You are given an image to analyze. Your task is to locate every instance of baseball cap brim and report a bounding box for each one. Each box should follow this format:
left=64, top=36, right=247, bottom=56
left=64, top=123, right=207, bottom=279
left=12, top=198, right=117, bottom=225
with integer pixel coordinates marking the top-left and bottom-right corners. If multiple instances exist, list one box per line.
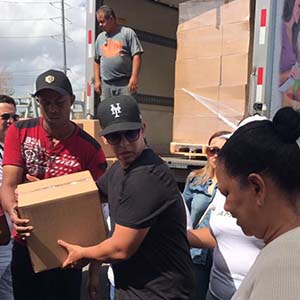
left=100, top=122, right=142, bottom=136
left=32, top=86, right=70, bottom=97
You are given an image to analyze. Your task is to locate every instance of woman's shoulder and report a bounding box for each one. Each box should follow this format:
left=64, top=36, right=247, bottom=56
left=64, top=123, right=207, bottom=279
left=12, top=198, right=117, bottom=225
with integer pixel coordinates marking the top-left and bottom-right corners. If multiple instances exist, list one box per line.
left=186, top=175, right=211, bottom=191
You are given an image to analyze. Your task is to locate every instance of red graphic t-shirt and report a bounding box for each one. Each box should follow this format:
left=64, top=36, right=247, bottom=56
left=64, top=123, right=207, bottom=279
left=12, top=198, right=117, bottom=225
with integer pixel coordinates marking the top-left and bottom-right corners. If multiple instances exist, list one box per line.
left=3, top=117, right=107, bottom=242
left=4, top=117, right=107, bottom=181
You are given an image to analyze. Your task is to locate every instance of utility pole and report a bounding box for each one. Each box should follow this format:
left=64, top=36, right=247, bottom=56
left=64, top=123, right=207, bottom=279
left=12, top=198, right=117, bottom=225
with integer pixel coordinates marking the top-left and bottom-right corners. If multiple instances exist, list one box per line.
left=61, top=0, right=67, bottom=74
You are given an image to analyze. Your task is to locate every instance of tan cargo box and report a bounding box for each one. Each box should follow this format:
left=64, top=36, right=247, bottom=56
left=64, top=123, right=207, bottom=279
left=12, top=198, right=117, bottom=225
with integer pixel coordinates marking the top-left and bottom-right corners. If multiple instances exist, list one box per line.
left=18, top=171, right=106, bottom=273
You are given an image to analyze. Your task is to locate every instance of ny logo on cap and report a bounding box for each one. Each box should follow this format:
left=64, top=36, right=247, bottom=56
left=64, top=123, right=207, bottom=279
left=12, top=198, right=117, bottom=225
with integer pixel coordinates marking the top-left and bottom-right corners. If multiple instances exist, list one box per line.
left=110, top=103, right=121, bottom=118
left=45, top=75, right=55, bottom=84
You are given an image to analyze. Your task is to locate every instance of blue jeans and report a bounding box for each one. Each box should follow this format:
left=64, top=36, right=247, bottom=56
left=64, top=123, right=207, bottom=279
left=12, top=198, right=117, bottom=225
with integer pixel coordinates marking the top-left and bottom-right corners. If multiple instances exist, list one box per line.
left=0, top=263, right=13, bottom=300
left=110, top=284, right=115, bottom=300
left=0, top=240, right=13, bottom=300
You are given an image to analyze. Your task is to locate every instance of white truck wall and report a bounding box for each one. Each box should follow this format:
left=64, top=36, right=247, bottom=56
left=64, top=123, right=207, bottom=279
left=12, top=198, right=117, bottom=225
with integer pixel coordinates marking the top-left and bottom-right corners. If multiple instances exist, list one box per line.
left=139, top=42, right=176, bottom=97
left=105, top=0, right=178, bottom=38
left=140, top=104, right=174, bottom=154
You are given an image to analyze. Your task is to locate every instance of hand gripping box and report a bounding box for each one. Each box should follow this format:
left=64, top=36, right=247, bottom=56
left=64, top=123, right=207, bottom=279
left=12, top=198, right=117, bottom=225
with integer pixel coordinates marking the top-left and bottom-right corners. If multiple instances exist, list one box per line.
left=18, top=171, right=106, bottom=273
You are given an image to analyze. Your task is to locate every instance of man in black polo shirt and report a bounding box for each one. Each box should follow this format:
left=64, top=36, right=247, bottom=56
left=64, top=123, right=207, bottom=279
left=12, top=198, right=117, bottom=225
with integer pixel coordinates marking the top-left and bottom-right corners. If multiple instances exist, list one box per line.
left=58, top=95, right=194, bottom=299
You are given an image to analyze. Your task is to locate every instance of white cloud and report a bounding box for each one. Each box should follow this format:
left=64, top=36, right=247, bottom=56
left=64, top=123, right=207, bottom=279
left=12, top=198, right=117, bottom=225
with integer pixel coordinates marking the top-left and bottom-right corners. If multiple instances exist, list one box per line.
left=0, top=0, right=86, bottom=99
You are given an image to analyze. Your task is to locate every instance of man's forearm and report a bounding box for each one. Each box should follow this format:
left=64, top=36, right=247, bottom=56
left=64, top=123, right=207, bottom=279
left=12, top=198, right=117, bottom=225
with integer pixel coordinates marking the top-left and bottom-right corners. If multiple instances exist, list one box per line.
left=94, top=61, right=101, bottom=82
left=82, top=237, right=130, bottom=263
left=131, top=54, right=142, bottom=79
left=187, top=227, right=217, bottom=249
left=1, top=166, right=24, bottom=216
left=0, top=185, right=18, bottom=217
left=82, top=224, right=148, bottom=263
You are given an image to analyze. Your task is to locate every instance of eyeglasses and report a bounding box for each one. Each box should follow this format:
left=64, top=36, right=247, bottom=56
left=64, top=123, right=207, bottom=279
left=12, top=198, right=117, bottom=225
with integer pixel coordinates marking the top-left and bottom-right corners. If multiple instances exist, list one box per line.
left=105, top=129, right=140, bottom=145
left=0, top=113, right=19, bottom=122
left=206, top=146, right=221, bottom=157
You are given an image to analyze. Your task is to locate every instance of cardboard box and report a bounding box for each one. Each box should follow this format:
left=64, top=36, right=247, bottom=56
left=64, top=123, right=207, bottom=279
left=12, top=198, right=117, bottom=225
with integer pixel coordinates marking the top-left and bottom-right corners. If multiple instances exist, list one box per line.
left=18, top=171, right=106, bottom=273
left=72, top=119, right=115, bottom=158
left=222, top=21, right=250, bottom=55
left=178, top=0, right=225, bottom=29
left=173, top=87, right=244, bottom=144
left=221, top=53, right=249, bottom=85
left=220, top=0, right=250, bottom=25
left=172, top=0, right=251, bottom=149
left=175, top=56, right=221, bottom=89
left=177, top=26, right=222, bottom=59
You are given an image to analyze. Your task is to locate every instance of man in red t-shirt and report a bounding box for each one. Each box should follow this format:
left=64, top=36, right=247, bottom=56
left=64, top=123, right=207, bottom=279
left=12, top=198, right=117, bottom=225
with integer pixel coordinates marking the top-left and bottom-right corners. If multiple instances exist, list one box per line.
left=0, top=69, right=107, bottom=300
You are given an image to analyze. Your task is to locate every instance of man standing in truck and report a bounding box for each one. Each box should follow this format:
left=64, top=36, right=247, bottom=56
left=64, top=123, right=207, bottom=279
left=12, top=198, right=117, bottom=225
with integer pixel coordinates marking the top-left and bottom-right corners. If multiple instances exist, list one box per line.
left=94, top=5, right=144, bottom=101
left=58, top=95, right=195, bottom=300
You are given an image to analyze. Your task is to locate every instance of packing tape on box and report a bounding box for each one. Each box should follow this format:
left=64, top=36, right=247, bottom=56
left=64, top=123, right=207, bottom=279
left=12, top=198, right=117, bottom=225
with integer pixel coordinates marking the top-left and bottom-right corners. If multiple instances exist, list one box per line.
left=182, top=88, right=239, bottom=130
left=20, top=178, right=91, bottom=195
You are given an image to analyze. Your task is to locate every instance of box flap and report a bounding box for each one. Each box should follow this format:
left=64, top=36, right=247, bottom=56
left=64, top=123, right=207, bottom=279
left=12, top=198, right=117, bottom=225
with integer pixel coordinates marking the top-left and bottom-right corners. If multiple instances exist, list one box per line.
left=18, top=171, right=97, bottom=208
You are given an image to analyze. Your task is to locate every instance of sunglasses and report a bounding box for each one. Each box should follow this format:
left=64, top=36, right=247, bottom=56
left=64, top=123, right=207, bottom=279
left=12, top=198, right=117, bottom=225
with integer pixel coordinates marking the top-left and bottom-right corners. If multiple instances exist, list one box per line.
left=0, top=113, right=19, bottom=122
left=206, top=146, right=221, bottom=157
left=105, top=129, right=140, bottom=145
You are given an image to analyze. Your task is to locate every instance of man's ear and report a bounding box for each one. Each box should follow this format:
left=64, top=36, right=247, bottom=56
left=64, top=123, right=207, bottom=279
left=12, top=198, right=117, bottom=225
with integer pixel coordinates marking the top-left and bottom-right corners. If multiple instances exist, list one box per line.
left=70, top=95, right=75, bottom=106
left=141, top=122, right=146, bottom=136
left=101, top=136, right=109, bottom=145
left=248, top=173, right=266, bottom=207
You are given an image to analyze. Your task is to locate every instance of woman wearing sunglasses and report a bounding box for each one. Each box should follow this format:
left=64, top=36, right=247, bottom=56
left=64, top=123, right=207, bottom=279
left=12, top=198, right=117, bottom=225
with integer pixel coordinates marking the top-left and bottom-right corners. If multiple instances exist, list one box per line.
left=182, top=131, right=230, bottom=300
left=187, top=124, right=264, bottom=300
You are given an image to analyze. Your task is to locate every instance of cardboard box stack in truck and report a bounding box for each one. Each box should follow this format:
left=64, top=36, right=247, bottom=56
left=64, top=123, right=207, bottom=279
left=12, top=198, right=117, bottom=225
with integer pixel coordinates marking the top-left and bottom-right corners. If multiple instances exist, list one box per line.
left=172, top=0, right=251, bottom=154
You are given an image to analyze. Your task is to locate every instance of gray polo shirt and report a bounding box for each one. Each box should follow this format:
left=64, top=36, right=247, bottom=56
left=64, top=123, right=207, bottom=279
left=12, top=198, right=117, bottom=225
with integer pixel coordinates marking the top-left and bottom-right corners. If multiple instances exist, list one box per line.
left=95, top=26, right=144, bottom=82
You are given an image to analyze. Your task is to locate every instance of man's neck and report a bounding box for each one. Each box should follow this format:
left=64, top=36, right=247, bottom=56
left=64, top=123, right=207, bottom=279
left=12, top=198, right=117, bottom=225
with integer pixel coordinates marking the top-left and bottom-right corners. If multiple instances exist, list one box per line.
left=42, top=119, right=75, bottom=140
left=107, top=24, right=119, bottom=35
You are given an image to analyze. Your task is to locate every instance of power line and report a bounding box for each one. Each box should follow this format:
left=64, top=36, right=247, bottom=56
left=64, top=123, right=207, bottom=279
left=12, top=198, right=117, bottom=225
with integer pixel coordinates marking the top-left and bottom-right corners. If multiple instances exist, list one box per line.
left=0, top=35, right=73, bottom=42
left=0, top=35, right=59, bottom=39
left=5, top=69, right=47, bottom=74
left=0, top=1, right=71, bottom=9
left=0, top=1, right=58, bottom=4
left=0, top=18, right=49, bottom=21
left=0, top=17, right=72, bottom=25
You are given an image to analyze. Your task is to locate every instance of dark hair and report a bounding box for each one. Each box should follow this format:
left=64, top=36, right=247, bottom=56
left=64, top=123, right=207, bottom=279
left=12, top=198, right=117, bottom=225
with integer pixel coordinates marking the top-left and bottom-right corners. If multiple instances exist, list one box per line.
left=97, top=5, right=116, bottom=20
left=283, top=0, right=296, bottom=22
left=0, top=95, right=16, bottom=107
left=218, top=107, right=300, bottom=200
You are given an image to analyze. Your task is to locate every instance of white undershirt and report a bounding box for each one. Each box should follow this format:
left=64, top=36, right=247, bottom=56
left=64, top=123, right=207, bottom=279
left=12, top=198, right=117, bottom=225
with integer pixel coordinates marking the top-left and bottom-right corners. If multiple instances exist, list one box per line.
left=208, top=190, right=264, bottom=299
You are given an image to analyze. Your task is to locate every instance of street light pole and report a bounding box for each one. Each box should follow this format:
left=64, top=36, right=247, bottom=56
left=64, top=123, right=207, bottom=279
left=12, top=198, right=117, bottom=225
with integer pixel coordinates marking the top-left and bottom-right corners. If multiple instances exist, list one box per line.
left=61, top=0, right=67, bottom=74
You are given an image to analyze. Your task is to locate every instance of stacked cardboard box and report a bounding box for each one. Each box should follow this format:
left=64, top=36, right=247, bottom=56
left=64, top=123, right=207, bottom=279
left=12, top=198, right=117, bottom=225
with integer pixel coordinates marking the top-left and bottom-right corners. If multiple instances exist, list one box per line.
left=72, top=119, right=115, bottom=158
left=173, top=0, right=251, bottom=146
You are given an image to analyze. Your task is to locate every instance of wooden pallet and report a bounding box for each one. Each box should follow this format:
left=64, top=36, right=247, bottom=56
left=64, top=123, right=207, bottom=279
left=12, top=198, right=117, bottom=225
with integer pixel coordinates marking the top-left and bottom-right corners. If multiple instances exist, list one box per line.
left=170, top=142, right=207, bottom=157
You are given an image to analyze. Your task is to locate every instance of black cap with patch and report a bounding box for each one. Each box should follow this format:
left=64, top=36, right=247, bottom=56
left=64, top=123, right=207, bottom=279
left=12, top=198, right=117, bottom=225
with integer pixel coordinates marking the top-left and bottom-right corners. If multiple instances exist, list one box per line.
left=97, top=95, right=142, bottom=136
left=33, top=69, right=73, bottom=97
